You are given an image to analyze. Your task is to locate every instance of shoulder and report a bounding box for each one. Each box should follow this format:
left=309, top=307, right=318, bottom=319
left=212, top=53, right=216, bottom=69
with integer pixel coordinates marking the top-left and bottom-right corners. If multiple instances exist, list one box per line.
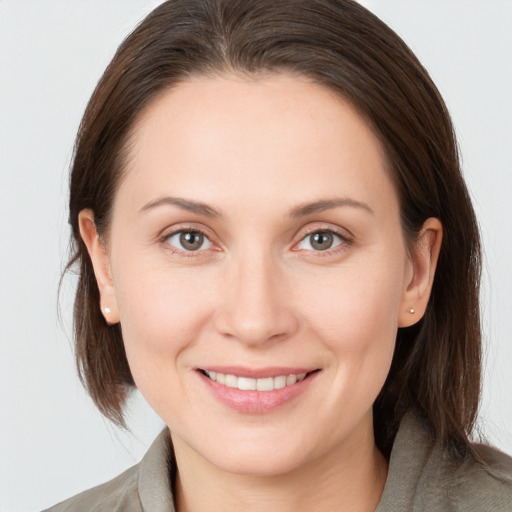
left=448, top=443, right=512, bottom=511
left=43, top=464, right=141, bottom=512
left=377, top=412, right=512, bottom=512
left=43, top=428, right=175, bottom=512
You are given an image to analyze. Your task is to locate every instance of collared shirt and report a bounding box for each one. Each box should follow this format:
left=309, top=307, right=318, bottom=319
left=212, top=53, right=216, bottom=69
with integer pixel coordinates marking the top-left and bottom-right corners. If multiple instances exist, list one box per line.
left=45, top=413, right=512, bottom=511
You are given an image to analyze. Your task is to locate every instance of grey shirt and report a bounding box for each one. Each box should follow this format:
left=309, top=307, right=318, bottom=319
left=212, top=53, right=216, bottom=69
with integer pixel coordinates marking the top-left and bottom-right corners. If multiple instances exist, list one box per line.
left=45, top=413, right=512, bottom=511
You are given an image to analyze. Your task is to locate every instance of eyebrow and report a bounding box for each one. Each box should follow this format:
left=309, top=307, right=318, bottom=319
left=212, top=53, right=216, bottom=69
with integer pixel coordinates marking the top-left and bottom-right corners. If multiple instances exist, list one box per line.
left=290, top=198, right=374, bottom=217
left=139, top=195, right=374, bottom=218
left=139, top=196, right=221, bottom=218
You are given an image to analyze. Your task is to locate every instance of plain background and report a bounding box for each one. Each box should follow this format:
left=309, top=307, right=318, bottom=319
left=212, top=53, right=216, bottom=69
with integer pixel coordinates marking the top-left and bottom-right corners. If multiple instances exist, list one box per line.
left=1, top=1, right=511, bottom=510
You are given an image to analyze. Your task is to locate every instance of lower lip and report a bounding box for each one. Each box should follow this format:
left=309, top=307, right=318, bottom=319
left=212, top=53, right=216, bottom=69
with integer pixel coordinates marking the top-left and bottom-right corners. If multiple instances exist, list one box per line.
left=198, top=371, right=319, bottom=414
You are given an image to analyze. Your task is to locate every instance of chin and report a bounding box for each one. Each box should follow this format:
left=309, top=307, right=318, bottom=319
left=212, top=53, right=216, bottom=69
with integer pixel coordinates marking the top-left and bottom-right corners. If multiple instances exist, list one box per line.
left=184, top=426, right=321, bottom=478
left=210, top=447, right=307, bottom=477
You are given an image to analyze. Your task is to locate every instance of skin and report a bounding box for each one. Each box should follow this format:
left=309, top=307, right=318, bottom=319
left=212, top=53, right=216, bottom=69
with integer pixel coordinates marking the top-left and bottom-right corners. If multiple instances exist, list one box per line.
left=80, top=74, right=442, bottom=512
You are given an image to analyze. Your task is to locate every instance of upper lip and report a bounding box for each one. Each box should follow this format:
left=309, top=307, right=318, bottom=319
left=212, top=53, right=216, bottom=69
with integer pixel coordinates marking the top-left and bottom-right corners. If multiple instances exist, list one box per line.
left=197, top=366, right=319, bottom=379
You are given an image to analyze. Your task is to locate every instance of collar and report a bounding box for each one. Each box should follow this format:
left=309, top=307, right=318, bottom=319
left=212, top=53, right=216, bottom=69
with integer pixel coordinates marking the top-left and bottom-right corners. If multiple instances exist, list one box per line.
left=136, top=413, right=435, bottom=512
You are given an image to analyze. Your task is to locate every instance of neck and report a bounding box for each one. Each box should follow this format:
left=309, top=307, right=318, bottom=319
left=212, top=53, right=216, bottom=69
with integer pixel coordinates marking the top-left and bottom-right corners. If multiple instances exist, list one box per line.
left=172, top=419, right=388, bottom=512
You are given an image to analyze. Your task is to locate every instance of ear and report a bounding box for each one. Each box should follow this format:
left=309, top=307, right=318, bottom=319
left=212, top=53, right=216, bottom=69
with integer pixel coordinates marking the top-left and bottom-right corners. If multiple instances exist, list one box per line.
left=78, top=209, right=120, bottom=325
left=398, top=217, right=443, bottom=327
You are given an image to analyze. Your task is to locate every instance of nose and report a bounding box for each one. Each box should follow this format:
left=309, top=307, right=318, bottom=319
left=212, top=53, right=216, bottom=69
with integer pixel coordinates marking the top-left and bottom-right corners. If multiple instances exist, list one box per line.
left=213, top=252, right=299, bottom=347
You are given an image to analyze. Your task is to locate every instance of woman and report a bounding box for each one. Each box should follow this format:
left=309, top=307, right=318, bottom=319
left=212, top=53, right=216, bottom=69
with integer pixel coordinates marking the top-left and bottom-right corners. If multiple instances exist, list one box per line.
left=47, top=0, right=512, bottom=510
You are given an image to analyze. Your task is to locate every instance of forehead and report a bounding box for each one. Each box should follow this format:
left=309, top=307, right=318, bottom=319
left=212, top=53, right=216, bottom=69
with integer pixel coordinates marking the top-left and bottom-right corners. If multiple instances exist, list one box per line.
left=117, top=73, right=397, bottom=219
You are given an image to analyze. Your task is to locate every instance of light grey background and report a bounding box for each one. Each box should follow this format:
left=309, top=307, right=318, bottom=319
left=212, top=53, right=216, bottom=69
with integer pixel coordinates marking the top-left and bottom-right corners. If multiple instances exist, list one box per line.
left=0, top=1, right=511, bottom=510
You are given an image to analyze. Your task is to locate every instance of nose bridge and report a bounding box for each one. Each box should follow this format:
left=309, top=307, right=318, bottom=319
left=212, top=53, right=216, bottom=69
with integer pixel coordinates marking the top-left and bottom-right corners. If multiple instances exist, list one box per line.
left=215, top=246, right=297, bottom=345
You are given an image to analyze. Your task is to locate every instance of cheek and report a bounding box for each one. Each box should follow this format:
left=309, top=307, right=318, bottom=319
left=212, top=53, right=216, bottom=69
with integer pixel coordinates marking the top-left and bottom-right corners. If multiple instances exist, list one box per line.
left=299, top=261, right=405, bottom=346
left=112, top=260, right=215, bottom=377
left=296, top=255, right=405, bottom=395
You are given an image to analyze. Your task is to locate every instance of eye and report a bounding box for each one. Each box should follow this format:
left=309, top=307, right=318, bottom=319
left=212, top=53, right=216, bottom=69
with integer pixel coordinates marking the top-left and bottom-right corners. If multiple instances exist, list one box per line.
left=296, top=230, right=344, bottom=251
left=165, top=230, right=212, bottom=252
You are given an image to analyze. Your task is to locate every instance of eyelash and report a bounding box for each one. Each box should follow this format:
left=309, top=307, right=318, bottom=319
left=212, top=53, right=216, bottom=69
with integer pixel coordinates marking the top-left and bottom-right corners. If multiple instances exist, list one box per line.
left=160, top=225, right=353, bottom=257
left=160, top=226, right=216, bottom=258
left=294, top=227, right=353, bottom=255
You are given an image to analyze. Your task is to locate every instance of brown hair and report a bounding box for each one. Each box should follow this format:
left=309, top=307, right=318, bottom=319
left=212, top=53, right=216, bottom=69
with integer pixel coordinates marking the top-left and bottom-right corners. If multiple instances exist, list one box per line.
left=67, top=0, right=481, bottom=457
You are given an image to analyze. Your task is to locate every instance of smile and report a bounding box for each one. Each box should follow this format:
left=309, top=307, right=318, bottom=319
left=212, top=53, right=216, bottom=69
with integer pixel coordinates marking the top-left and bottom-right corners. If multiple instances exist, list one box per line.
left=198, top=368, right=320, bottom=413
left=203, top=370, right=308, bottom=391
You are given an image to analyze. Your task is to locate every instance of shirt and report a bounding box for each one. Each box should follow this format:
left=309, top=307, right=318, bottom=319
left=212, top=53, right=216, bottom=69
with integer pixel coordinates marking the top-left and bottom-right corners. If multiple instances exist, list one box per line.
left=45, top=413, right=512, bottom=511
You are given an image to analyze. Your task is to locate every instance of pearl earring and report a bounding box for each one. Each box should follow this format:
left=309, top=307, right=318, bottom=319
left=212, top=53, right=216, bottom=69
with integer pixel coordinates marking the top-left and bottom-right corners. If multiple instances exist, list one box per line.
left=104, top=307, right=111, bottom=314
left=408, top=308, right=415, bottom=314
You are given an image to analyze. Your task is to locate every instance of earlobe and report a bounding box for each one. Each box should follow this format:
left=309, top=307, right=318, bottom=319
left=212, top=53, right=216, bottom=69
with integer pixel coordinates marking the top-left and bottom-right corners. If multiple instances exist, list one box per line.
left=78, top=209, right=120, bottom=324
left=398, top=217, right=443, bottom=328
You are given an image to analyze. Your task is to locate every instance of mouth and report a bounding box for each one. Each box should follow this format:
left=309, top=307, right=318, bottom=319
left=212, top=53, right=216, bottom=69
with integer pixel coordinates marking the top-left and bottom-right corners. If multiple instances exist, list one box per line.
left=198, top=369, right=319, bottom=392
left=197, top=367, right=321, bottom=413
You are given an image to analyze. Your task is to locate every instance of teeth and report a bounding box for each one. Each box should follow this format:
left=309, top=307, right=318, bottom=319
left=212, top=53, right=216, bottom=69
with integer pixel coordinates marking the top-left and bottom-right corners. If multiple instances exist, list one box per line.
left=257, top=377, right=274, bottom=391
left=225, top=374, right=238, bottom=388
left=204, top=371, right=309, bottom=391
left=286, top=374, right=297, bottom=385
left=238, top=377, right=257, bottom=391
left=274, top=376, right=287, bottom=389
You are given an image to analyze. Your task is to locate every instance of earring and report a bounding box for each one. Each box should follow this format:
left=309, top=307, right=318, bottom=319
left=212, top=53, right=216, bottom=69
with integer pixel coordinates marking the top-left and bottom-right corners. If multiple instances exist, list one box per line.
left=104, top=307, right=111, bottom=314
left=408, top=308, right=415, bottom=314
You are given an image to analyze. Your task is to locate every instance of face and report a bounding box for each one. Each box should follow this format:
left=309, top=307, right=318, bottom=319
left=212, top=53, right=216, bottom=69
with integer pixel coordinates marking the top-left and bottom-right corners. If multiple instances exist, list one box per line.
left=83, top=74, right=436, bottom=476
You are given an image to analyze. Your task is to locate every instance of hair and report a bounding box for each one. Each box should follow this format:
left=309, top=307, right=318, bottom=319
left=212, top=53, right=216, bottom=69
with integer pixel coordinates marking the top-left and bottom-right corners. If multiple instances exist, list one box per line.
left=66, top=0, right=481, bottom=458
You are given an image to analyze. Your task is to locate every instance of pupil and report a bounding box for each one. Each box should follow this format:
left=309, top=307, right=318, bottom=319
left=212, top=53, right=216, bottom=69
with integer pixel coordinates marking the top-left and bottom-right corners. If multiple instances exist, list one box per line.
left=180, top=231, right=203, bottom=250
left=311, top=232, right=333, bottom=250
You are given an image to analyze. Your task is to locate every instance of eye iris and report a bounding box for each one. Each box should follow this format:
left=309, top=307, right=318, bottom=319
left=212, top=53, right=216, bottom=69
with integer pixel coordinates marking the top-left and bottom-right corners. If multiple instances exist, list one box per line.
left=180, top=231, right=204, bottom=250
left=311, top=232, right=333, bottom=250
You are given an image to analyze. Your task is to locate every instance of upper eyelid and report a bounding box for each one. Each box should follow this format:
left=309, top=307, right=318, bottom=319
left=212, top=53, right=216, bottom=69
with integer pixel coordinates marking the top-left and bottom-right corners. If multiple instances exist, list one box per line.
left=160, top=224, right=218, bottom=251
left=296, top=224, right=354, bottom=242
left=300, top=228, right=344, bottom=239
left=160, top=223, right=214, bottom=240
